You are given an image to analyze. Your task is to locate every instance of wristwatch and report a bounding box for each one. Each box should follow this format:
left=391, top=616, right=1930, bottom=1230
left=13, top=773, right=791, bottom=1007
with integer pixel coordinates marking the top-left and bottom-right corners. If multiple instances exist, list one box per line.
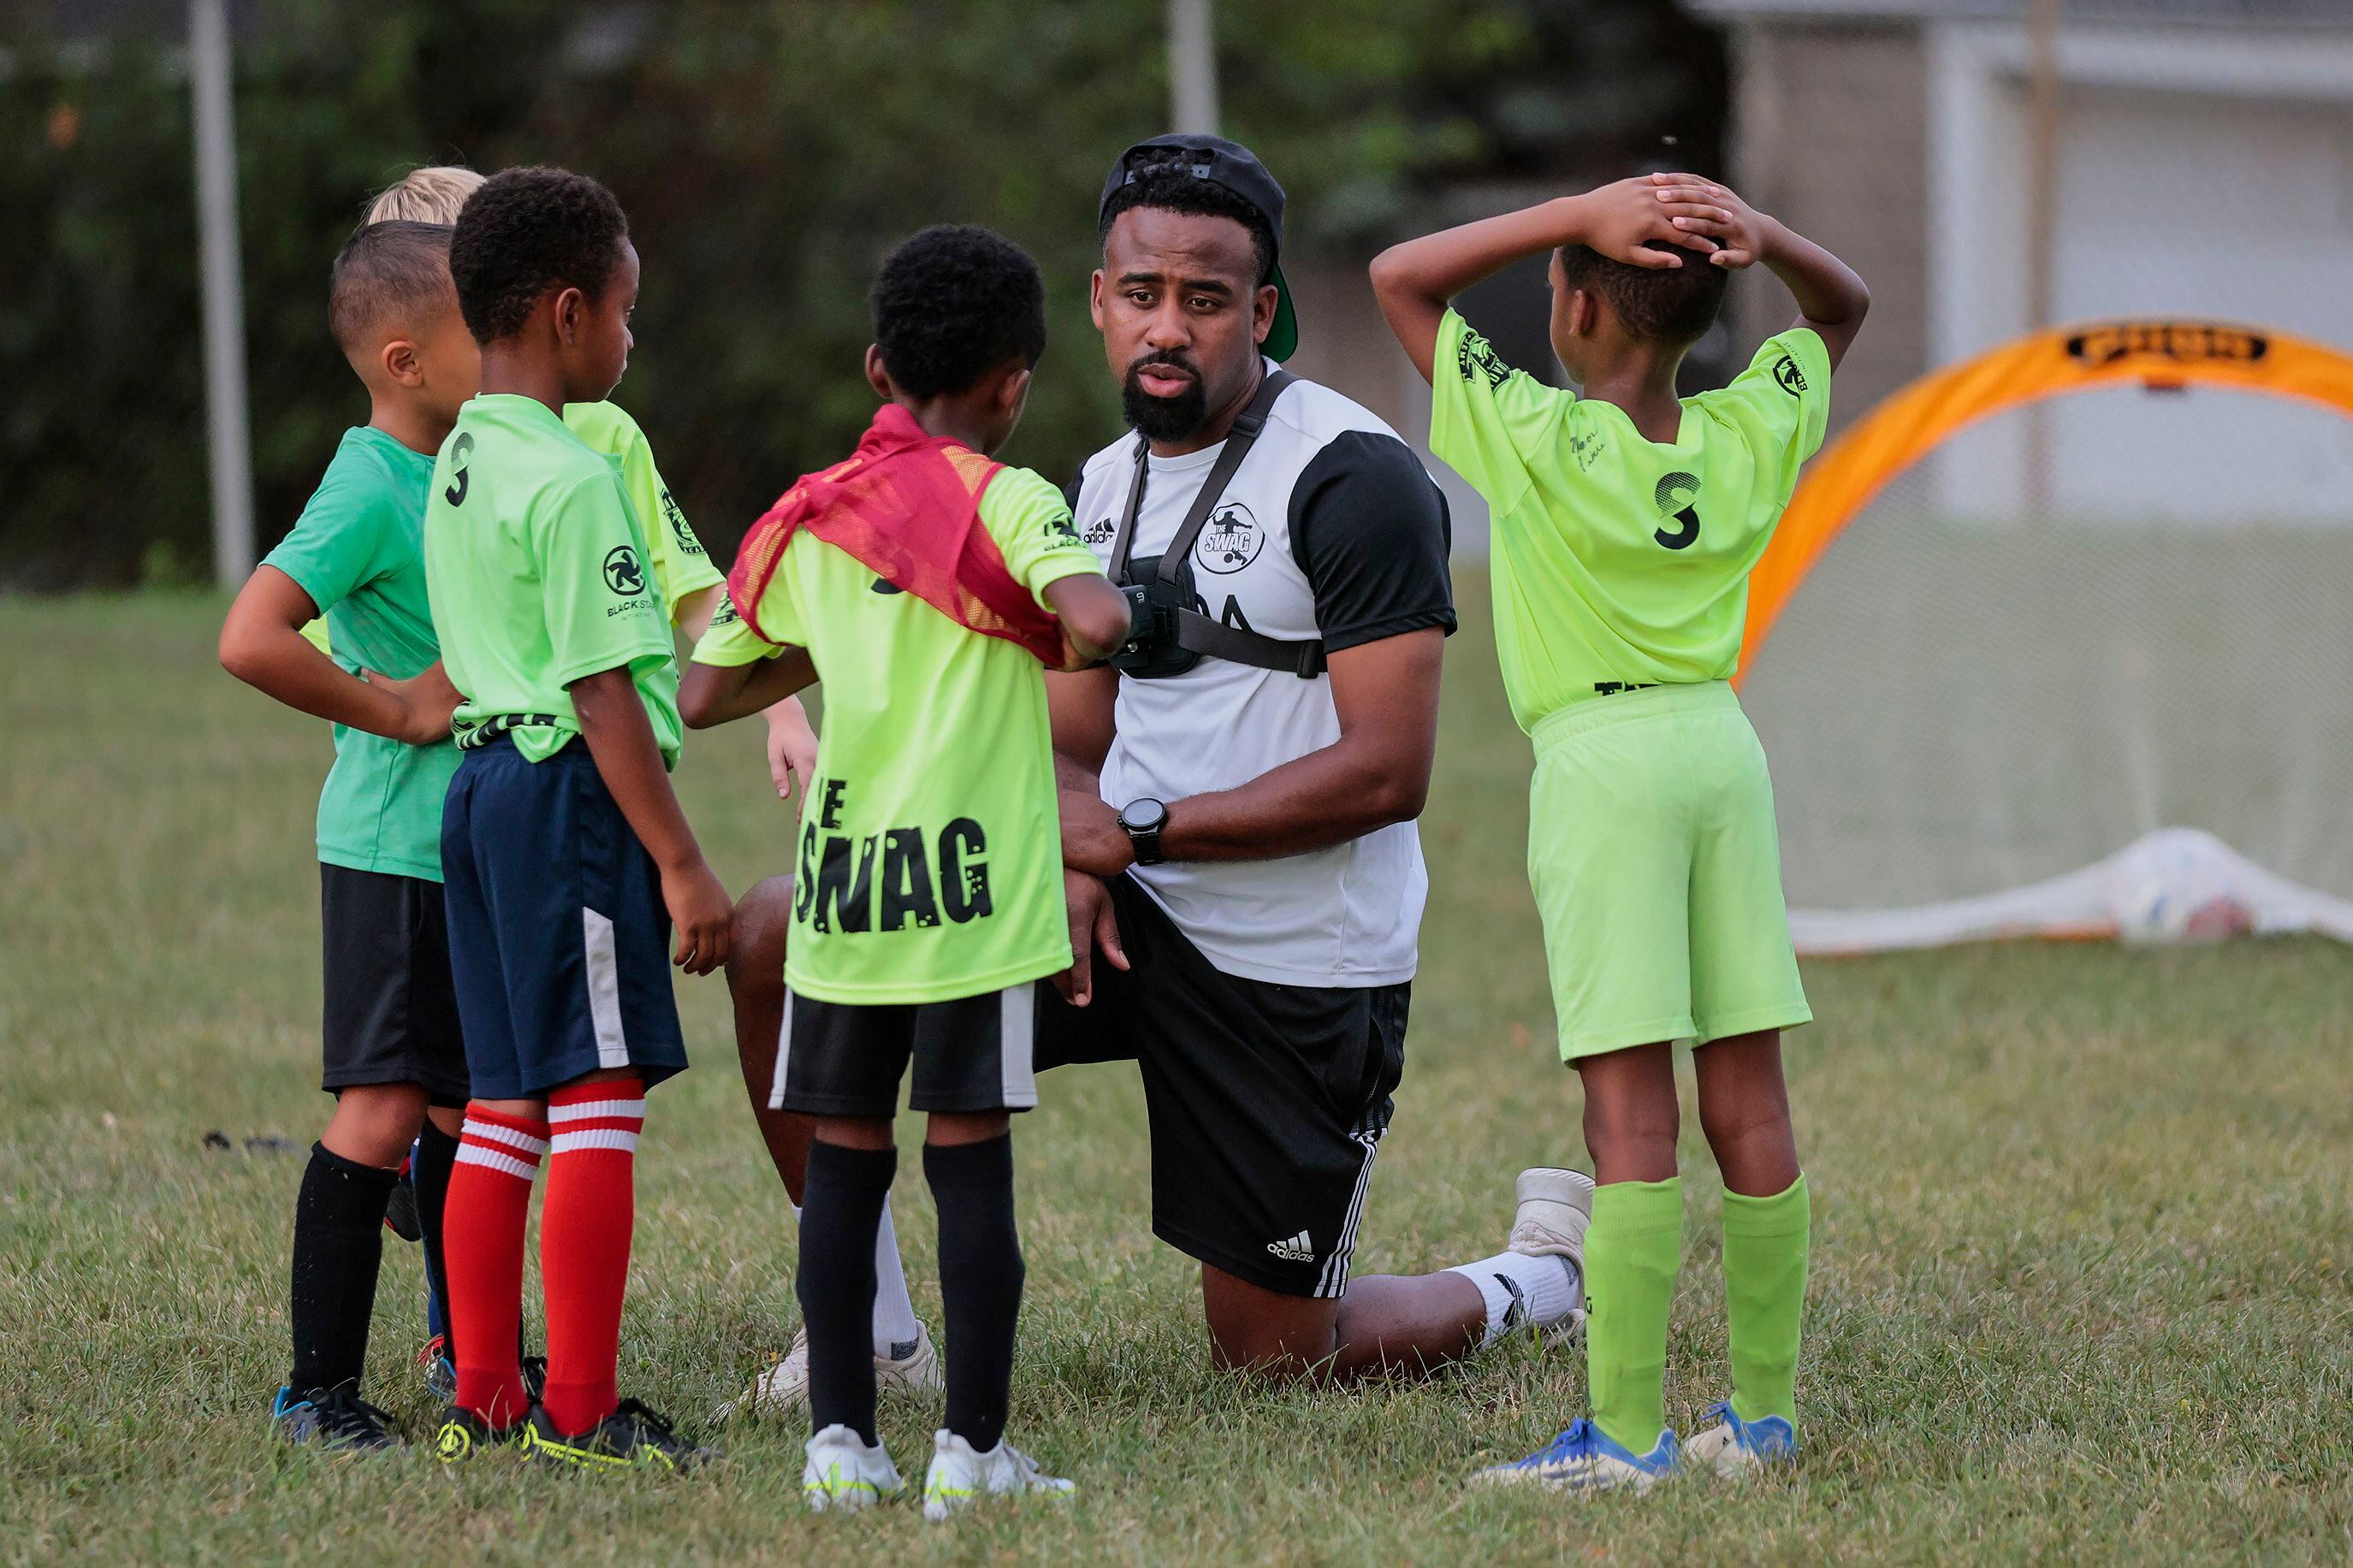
left=1117, top=797, right=1170, bottom=867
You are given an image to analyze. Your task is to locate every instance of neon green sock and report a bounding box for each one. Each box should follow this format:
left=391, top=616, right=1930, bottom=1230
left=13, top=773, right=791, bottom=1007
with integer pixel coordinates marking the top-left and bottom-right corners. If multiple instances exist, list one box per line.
left=1584, top=1177, right=1682, bottom=1453
left=1721, top=1173, right=1811, bottom=1427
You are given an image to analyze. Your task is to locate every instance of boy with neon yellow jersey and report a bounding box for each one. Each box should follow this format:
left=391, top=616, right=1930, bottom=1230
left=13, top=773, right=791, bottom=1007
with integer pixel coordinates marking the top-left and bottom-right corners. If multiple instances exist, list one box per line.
left=424, top=166, right=730, bottom=1470
left=365, top=165, right=820, bottom=800
left=1372, top=173, right=1868, bottom=1494
left=679, top=225, right=1129, bottom=1518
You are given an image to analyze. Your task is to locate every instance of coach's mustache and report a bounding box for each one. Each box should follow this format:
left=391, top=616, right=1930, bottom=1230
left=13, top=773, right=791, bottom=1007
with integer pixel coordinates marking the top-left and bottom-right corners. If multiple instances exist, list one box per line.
left=1125, top=352, right=1200, bottom=388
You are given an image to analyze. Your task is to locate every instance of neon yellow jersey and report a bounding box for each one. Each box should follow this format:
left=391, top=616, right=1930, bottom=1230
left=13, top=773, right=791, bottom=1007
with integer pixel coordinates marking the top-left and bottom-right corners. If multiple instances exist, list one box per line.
left=1429, top=308, right=1831, bottom=732
left=562, top=400, right=725, bottom=624
left=424, top=394, right=680, bottom=765
left=299, top=402, right=714, bottom=658
left=692, top=463, right=1106, bottom=1004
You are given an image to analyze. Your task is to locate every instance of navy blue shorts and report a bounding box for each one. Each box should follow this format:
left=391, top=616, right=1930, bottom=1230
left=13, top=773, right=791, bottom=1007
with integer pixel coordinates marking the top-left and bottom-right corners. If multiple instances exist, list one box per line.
left=440, top=737, right=688, bottom=1101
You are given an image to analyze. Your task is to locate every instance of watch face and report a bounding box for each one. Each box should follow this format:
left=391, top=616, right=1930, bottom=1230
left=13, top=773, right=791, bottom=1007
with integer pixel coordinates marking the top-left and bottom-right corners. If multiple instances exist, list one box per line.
left=1122, top=797, right=1169, bottom=833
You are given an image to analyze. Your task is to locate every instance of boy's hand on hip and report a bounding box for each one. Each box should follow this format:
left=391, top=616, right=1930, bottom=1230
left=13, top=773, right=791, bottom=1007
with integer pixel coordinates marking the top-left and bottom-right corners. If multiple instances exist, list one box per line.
left=1646, top=173, right=1769, bottom=269
left=663, top=858, right=734, bottom=975
left=366, top=661, right=465, bottom=747
left=1569, top=178, right=1719, bottom=269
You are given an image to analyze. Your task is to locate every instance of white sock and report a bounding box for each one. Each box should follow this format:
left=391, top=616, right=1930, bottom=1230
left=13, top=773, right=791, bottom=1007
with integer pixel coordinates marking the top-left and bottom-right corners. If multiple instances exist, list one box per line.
left=1449, top=1251, right=1582, bottom=1348
left=868, top=1197, right=922, bottom=1358
left=790, top=1194, right=922, bottom=1358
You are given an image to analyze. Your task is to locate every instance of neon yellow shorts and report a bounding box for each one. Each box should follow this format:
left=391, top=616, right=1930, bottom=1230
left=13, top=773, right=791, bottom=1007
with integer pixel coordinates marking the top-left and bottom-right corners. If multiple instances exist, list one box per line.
left=1527, top=682, right=1811, bottom=1062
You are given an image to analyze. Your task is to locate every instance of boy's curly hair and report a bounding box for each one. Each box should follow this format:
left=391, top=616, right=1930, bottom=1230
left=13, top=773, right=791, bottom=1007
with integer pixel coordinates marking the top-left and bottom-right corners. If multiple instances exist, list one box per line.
left=1560, top=241, right=1729, bottom=346
left=871, top=225, right=1047, bottom=399
left=448, top=166, right=629, bottom=345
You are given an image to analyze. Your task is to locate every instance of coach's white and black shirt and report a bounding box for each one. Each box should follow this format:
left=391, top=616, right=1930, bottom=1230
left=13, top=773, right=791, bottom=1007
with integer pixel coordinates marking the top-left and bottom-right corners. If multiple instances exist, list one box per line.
left=1070, top=365, right=1455, bottom=988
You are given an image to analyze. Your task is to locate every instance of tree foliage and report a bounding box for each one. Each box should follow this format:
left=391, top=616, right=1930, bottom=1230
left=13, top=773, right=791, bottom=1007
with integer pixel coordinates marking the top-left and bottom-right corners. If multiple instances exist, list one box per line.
left=3, top=0, right=1720, bottom=588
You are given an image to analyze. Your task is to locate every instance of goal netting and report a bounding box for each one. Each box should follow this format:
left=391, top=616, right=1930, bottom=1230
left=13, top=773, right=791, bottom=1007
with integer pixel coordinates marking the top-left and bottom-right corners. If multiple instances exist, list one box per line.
left=1740, top=364, right=2353, bottom=951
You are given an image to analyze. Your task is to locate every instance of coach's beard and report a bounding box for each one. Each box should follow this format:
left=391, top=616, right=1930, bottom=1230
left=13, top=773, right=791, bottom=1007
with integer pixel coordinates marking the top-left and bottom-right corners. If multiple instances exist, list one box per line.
left=1123, top=353, right=1208, bottom=442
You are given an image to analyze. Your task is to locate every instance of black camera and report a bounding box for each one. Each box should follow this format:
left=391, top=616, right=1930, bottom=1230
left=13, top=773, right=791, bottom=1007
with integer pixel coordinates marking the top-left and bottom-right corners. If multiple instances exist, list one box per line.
left=1107, top=577, right=1201, bottom=679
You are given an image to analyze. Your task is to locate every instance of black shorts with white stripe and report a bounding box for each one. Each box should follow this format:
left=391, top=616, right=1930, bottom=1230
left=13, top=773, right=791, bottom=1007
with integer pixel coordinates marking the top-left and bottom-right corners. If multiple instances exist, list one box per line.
left=768, top=984, right=1039, bottom=1119
left=1034, top=874, right=1408, bottom=1299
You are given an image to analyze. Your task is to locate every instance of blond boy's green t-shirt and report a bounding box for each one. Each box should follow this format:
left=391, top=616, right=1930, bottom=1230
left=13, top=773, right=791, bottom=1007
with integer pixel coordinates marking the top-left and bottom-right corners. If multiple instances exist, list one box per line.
left=1428, top=308, right=1832, bottom=733
left=693, top=463, right=1105, bottom=1005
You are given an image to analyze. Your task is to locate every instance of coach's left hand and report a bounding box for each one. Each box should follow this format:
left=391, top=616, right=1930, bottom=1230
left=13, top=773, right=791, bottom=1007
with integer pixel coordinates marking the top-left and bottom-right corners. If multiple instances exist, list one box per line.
left=1056, top=869, right=1129, bottom=1007
left=1060, top=790, right=1135, bottom=877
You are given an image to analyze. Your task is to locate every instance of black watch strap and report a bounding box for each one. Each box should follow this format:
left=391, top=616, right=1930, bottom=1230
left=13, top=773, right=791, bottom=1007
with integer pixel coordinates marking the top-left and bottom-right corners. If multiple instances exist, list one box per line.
left=1119, top=799, right=1169, bottom=866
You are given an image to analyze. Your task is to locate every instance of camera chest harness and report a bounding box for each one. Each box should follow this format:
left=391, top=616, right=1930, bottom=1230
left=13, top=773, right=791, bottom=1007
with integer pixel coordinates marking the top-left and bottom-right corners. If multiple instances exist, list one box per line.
left=1106, top=368, right=1327, bottom=679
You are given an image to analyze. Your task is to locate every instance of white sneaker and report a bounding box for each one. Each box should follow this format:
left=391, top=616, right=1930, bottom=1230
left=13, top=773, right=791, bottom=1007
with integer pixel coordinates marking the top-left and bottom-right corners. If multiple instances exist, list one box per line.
left=1509, top=1167, right=1594, bottom=1333
left=921, top=1429, right=1075, bottom=1521
left=803, top=1423, right=903, bottom=1512
left=720, top=1322, right=945, bottom=1419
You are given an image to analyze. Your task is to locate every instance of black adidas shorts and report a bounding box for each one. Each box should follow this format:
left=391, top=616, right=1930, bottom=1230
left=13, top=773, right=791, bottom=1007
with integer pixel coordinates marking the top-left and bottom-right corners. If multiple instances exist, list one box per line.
left=1035, top=874, right=1408, bottom=1299
left=769, top=984, right=1040, bottom=1119
left=319, top=863, right=470, bottom=1106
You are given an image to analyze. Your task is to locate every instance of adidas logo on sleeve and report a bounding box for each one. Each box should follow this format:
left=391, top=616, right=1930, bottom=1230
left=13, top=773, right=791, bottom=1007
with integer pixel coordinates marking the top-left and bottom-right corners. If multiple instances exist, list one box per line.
left=1265, top=1230, right=1315, bottom=1263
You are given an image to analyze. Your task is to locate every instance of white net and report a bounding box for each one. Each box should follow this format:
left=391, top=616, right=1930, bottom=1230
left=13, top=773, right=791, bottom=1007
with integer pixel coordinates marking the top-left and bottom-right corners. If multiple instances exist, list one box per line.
left=1740, top=381, right=2353, bottom=948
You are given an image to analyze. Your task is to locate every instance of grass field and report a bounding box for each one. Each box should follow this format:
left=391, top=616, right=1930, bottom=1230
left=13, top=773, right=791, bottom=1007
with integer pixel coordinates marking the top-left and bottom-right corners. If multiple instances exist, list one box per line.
left=3, top=584, right=2350, bottom=1565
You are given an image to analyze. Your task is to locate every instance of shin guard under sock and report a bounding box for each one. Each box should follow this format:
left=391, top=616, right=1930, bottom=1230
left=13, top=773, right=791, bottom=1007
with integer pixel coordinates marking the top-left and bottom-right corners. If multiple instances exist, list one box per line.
left=446, top=1104, right=547, bottom=1425
left=1722, top=1173, right=1811, bottom=1426
left=926, top=1133, right=1023, bottom=1453
left=540, top=1080, right=645, bottom=1436
left=288, top=1143, right=399, bottom=1394
left=797, top=1140, right=897, bottom=1445
left=1584, top=1177, right=1683, bottom=1453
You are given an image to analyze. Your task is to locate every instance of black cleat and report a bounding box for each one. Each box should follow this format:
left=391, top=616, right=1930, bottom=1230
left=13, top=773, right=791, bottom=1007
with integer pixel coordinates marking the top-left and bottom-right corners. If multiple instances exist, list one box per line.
left=273, top=1382, right=404, bottom=1452
left=432, top=1405, right=528, bottom=1463
left=525, top=1399, right=720, bottom=1472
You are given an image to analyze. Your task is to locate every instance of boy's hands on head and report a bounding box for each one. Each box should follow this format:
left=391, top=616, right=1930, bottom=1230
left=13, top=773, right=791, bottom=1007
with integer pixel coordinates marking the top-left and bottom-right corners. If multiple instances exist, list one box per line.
left=1571, top=177, right=1722, bottom=270
left=365, top=660, right=465, bottom=748
left=1645, top=174, right=1769, bottom=269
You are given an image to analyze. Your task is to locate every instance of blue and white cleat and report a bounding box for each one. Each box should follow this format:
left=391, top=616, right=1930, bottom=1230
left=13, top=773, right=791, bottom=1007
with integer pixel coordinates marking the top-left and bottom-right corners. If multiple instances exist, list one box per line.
left=1468, top=1417, right=1677, bottom=1496
left=1683, top=1400, right=1797, bottom=1478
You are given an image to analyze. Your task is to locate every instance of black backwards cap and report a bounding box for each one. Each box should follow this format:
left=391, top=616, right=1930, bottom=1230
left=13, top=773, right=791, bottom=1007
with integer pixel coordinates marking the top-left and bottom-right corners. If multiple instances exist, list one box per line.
left=1099, top=133, right=1299, bottom=362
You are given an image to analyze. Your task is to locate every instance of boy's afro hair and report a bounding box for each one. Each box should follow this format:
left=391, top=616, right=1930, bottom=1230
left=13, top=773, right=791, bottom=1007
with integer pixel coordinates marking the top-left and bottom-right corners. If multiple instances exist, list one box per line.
left=1099, top=167, right=1275, bottom=286
left=328, top=220, right=455, bottom=355
left=448, top=166, right=629, bottom=345
left=1559, top=240, right=1730, bottom=346
left=872, top=224, right=1047, bottom=399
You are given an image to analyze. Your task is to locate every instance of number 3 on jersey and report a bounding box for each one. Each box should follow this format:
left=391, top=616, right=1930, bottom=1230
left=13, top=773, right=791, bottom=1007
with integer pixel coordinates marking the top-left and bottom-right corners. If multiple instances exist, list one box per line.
left=443, top=431, right=476, bottom=507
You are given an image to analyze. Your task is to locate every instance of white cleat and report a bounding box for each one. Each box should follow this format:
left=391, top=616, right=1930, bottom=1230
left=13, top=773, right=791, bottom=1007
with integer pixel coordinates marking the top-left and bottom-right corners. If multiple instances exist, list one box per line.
left=720, top=1322, right=945, bottom=1420
left=803, top=1423, right=904, bottom=1512
left=1509, top=1167, right=1595, bottom=1334
left=921, top=1429, right=1075, bottom=1522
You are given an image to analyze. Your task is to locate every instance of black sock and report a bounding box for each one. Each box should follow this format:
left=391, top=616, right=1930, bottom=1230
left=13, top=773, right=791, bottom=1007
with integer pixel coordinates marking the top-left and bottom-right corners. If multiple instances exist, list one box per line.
left=411, top=1120, right=460, bottom=1367
left=797, top=1139, right=896, bottom=1446
left=926, top=1133, right=1023, bottom=1453
left=288, top=1142, right=398, bottom=1395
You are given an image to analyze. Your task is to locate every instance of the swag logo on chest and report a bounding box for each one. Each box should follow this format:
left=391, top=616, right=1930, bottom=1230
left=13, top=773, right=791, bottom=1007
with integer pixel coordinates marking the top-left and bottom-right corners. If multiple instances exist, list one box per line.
left=795, top=780, right=993, bottom=935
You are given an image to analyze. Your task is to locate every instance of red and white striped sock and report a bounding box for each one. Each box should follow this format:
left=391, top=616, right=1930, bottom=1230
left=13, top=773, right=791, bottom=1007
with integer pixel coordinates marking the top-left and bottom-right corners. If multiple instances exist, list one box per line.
left=539, top=1080, right=645, bottom=1436
left=446, top=1104, right=548, bottom=1426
